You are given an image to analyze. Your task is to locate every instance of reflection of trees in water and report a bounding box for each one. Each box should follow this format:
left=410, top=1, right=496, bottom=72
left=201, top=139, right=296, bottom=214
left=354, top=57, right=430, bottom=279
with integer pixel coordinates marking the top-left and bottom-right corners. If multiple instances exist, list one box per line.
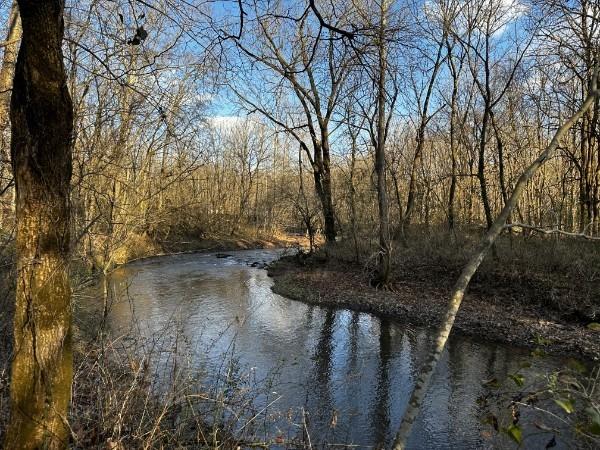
left=304, top=304, right=315, bottom=329
left=306, top=310, right=337, bottom=444
left=346, top=311, right=360, bottom=376
left=371, top=318, right=392, bottom=449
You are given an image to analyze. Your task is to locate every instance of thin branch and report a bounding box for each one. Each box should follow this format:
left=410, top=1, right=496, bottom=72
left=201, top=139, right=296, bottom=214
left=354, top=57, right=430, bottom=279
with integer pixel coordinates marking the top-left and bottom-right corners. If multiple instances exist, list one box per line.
left=505, top=223, right=600, bottom=241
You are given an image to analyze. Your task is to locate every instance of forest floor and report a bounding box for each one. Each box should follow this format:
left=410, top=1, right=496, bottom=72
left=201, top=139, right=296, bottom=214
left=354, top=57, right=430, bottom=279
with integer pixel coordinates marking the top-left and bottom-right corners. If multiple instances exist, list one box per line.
left=268, top=232, right=600, bottom=361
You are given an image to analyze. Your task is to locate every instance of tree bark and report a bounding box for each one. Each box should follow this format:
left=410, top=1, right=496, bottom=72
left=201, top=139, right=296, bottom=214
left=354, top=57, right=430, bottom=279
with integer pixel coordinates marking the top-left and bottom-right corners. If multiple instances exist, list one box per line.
left=349, top=133, right=360, bottom=263
left=0, top=0, right=21, bottom=226
left=5, top=0, right=74, bottom=448
left=447, top=80, right=458, bottom=231
left=478, top=105, right=494, bottom=228
left=319, top=139, right=337, bottom=244
left=0, top=0, right=21, bottom=136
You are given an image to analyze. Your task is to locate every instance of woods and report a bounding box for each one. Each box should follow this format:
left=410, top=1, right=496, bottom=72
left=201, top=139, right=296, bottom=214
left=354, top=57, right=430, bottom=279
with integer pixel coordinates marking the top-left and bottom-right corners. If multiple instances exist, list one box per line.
left=1, top=0, right=599, bottom=268
left=0, top=0, right=600, bottom=448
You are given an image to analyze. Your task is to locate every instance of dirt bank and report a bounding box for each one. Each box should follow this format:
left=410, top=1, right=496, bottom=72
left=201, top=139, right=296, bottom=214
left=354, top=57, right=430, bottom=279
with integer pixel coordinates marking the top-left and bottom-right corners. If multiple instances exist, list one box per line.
left=268, top=254, right=600, bottom=361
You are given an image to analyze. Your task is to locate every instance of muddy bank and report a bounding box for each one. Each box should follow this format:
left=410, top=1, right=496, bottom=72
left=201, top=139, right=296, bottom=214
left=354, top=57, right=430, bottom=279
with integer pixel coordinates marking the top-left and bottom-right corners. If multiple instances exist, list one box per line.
left=268, top=255, right=600, bottom=361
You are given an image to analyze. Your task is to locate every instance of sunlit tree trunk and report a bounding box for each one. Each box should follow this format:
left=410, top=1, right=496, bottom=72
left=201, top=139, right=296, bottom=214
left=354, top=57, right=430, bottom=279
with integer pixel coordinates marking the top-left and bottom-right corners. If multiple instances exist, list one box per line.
left=0, top=0, right=21, bottom=135
left=0, top=0, right=21, bottom=226
left=5, top=0, right=74, bottom=448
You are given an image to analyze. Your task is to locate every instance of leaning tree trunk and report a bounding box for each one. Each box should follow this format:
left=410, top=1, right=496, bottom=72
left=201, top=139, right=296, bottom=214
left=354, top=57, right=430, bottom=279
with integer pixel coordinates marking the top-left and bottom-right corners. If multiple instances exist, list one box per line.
left=392, top=66, right=599, bottom=450
left=5, top=0, right=74, bottom=448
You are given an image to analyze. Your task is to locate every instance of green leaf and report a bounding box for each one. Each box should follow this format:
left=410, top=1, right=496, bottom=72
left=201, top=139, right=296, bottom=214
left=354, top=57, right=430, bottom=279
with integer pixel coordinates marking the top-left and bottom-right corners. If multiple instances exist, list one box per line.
left=509, top=373, right=525, bottom=387
left=504, top=424, right=523, bottom=445
left=587, top=322, right=600, bottom=331
left=554, top=398, right=575, bottom=414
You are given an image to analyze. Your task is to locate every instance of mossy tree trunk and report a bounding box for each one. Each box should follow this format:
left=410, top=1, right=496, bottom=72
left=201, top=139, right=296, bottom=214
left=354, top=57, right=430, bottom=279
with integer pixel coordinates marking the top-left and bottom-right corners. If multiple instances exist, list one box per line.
left=5, top=0, right=74, bottom=448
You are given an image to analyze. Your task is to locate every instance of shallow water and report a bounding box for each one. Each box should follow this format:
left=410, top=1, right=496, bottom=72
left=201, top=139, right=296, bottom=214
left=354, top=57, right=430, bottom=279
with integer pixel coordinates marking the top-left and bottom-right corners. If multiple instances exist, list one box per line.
left=92, top=249, right=572, bottom=449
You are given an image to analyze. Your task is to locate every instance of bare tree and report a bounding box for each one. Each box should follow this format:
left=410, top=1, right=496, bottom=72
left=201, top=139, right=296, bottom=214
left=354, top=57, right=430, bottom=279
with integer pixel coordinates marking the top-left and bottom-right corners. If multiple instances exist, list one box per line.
left=226, top=2, right=354, bottom=244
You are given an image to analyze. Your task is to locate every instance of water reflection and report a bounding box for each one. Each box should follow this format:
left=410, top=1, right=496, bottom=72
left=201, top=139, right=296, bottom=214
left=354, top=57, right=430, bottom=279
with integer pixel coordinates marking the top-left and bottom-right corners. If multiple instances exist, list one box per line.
left=372, top=319, right=392, bottom=448
left=87, top=249, right=569, bottom=449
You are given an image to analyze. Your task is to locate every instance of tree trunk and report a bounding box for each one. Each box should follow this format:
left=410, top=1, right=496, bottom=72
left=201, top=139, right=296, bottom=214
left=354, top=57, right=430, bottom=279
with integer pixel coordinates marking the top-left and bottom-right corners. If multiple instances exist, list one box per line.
left=373, top=0, right=391, bottom=285
left=320, top=139, right=336, bottom=244
left=0, top=0, right=21, bottom=136
left=478, top=106, right=494, bottom=229
left=5, top=1, right=74, bottom=448
left=311, top=140, right=336, bottom=244
left=349, top=134, right=360, bottom=263
left=0, top=0, right=21, bottom=226
left=447, top=73, right=458, bottom=231
left=404, top=38, right=445, bottom=228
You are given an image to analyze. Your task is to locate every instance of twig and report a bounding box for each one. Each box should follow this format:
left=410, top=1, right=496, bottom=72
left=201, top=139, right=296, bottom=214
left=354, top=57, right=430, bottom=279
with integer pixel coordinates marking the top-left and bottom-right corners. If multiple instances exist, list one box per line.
left=505, top=223, right=600, bottom=241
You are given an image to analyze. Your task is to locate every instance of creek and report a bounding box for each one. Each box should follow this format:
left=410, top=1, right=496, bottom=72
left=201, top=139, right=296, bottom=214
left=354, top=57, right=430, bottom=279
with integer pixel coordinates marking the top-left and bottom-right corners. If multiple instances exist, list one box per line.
left=93, top=249, right=570, bottom=449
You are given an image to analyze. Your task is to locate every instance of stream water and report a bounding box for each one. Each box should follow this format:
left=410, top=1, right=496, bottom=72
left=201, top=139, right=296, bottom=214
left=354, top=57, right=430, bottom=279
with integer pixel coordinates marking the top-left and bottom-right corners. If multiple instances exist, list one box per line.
left=91, top=249, right=573, bottom=449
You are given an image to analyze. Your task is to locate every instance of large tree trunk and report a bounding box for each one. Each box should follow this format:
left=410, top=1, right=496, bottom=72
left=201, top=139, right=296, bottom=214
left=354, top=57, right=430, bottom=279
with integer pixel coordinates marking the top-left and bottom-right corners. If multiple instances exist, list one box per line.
left=5, top=0, right=74, bottom=448
left=311, top=139, right=336, bottom=244
left=320, top=139, right=336, bottom=244
left=373, top=0, right=391, bottom=285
